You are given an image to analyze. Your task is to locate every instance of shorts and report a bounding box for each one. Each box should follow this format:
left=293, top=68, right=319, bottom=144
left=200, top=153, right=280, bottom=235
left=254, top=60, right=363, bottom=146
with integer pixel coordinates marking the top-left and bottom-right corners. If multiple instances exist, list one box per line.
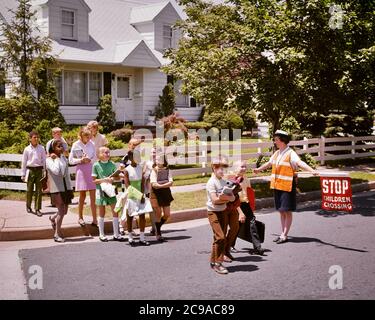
left=95, top=189, right=116, bottom=206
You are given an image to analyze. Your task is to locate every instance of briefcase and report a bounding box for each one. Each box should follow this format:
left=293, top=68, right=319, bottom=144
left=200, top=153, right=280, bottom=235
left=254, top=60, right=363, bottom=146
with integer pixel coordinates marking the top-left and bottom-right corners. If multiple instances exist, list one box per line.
left=237, top=218, right=265, bottom=244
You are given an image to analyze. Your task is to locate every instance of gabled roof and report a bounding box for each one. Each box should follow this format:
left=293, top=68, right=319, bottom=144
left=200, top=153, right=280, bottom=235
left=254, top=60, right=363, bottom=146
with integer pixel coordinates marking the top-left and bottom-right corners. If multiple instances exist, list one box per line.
left=30, top=0, right=91, bottom=12
left=114, top=40, right=161, bottom=67
left=130, top=1, right=171, bottom=25
left=0, top=0, right=180, bottom=67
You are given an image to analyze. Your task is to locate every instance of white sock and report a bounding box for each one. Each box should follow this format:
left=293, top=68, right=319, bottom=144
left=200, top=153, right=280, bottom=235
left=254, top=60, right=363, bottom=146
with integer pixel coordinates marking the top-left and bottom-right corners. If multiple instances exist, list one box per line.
left=113, top=218, right=119, bottom=238
left=98, top=217, right=105, bottom=237
left=140, top=232, right=145, bottom=242
left=128, top=231, right=133, bottom=242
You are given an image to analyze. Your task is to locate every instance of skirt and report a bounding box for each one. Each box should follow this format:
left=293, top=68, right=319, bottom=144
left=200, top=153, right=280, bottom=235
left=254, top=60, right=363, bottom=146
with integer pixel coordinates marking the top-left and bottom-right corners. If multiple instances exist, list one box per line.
left=75, top=163, right=96, bottom=191
left=151, top=187, right=174, bottom=207
left=273, top=178, right=297, bottom=212
left=50, top=192, right=70, bottom=212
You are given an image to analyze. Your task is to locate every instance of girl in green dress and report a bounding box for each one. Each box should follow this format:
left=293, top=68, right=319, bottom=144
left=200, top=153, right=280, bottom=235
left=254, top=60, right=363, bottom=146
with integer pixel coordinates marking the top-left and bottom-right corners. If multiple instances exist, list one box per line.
left=92, top=147, right=125, bottom=242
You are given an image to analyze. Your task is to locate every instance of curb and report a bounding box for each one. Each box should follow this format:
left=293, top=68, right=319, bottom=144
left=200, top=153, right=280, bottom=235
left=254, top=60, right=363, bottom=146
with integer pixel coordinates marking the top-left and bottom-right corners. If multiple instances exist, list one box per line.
left=1, top=181, right=374, bottom=241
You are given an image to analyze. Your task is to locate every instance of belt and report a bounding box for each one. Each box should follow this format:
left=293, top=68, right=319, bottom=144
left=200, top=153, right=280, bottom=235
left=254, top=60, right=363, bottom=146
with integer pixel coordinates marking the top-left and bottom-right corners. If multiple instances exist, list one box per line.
left=26, top=166, right=43, bottom=170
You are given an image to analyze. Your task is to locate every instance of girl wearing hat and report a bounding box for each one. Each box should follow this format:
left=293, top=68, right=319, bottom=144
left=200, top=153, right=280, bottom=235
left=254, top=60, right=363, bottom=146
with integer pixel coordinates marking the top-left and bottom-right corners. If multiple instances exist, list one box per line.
left=253, top=130, right=318, bottom=244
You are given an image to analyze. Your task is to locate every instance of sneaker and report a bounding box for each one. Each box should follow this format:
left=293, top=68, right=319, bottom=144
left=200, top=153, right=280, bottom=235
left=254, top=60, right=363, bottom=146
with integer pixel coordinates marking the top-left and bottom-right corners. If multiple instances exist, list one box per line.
left=99, top=236, right=108, bottom=242
left=54, top=236, right=65, bottom=243
left=113, top=235, right=126, bottom=242
left=253, top=248, right=265, bottom=256
left=35, top=210, right=43, bottom=217
left=212, top=263, right=228, bottom=275
left=128, top=239, right=136, bottom=247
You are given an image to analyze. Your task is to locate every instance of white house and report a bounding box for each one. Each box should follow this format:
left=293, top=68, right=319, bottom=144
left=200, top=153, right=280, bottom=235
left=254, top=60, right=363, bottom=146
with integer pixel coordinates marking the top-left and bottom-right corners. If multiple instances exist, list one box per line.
left=0, top=0, right=203, bottom=125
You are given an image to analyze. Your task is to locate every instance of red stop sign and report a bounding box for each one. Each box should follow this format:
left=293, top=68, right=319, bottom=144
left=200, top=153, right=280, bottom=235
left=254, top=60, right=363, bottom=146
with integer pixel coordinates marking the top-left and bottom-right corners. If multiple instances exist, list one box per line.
left=320, top=176, right=352, bottom=212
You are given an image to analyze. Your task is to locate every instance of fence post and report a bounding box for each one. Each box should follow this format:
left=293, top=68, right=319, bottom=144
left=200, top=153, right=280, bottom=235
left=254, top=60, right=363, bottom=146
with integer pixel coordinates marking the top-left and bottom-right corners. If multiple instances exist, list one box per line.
left=351, top=137, right=356, bottom=160
left=201, top=148, right=207, bottom=177
left=257, top=139, right=262, bottom=154
left=303, top=136, right=308, bottom=151
left=319, top=136, right=326, bottom=165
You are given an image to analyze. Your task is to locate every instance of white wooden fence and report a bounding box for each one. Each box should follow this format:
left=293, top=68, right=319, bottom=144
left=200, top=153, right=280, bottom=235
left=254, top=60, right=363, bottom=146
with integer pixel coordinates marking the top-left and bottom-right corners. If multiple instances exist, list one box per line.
left=1, top=135, right=374, bottom=191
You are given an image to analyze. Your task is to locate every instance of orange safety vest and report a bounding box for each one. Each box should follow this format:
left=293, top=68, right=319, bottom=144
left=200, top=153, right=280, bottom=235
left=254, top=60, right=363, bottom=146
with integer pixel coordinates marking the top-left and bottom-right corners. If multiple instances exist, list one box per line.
left=270, top=149, right=295, bottom=192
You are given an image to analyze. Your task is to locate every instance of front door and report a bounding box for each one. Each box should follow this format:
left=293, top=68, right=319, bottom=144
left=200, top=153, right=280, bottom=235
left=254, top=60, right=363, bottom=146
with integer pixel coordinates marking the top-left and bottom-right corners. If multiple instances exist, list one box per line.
left=112, top=74, right=133, bottom=123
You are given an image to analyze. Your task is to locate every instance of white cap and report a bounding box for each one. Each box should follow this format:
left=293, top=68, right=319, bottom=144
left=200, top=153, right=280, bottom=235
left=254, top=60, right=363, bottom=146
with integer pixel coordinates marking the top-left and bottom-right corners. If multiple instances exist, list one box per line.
left=274, top=129, right=289, bottom=136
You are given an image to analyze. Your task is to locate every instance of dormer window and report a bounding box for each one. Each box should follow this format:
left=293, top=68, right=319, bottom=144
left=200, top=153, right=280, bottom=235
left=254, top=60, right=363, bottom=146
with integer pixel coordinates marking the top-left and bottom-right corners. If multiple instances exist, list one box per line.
left=61, top=9, right=76, bottom=40
left=163, top=25, right=173, bottom=49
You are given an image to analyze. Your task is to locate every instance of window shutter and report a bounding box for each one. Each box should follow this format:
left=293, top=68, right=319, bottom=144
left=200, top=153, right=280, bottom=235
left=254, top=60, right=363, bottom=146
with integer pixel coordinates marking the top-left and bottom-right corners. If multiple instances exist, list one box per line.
left=167, top=75, right=174, bottom=84
left=103, top=72, right=112, bottom=95
left=190, top=97, right=196, bottom=108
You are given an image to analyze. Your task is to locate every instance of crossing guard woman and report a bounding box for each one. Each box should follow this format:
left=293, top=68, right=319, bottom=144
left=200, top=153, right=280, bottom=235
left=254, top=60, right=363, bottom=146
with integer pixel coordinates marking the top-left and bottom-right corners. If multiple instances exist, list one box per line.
left=253, top=130, right=318, bottom=244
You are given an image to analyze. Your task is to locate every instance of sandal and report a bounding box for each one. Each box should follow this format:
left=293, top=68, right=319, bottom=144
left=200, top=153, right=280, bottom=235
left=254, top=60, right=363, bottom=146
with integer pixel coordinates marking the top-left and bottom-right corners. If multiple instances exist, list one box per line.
left=78, top=219, right=86, bottom=227
left=276, top=237, right=288, bottom=244
left=49, top=216, right=56, bottom=230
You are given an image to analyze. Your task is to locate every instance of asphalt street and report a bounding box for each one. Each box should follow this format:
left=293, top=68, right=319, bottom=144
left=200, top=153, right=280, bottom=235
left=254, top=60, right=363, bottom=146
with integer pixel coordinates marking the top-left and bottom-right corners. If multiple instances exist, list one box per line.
left=19, top=190, right=375, bottom=300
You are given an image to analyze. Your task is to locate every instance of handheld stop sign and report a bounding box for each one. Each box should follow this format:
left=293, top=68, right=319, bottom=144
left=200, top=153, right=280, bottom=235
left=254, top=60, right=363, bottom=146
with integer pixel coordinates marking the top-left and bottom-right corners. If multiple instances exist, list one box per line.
left=320, top=172, right=352, bottom=212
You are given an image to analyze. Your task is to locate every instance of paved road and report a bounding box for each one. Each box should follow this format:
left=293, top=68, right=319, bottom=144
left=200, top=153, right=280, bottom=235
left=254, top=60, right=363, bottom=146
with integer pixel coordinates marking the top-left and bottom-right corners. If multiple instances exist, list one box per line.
left=15, top=191, right=375, bottom=299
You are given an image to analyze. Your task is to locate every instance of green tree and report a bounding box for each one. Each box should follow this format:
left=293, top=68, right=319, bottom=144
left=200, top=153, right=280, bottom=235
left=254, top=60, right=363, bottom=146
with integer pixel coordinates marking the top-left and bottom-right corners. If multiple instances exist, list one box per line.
left=0, top=0, right=66, bottom=137
left=154, top=83, right=176, bottom=119
left=96, top=94, right=116, bottom=133
left=0, top=0, right=56, bottom=94
left=164, top=0, right=374, bottom=135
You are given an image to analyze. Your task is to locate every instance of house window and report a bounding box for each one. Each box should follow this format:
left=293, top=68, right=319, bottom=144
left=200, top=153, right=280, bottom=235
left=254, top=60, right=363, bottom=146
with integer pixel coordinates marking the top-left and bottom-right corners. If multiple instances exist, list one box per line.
left=55, top=71, right=103, bottom=105
left=117, top=76, right=130, bottom=99
left=54, top=73, right=62, bottom=102
left=163, top=25, right=173, bottom=49
left=174, top=80, right=189, bottom=107
left=89, top=72, right=102, bottom=105
left=64, top=71, right=87, bottom=105
left=61, top=9, right=76, bottom=40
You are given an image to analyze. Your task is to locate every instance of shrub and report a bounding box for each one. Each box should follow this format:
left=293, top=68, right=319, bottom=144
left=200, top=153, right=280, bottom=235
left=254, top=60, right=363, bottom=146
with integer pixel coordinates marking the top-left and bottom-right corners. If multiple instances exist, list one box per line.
left=0, top=121, right=28, bottom=153
left=203, top=110, right=244, bottom=140
left=203, top=110, right=244, bottom=130
left=240, top=109, right=257, bottom=132
left=106, top=134, right=125, bottom=150
left=184, top=121, right=212, bottom=130
left=63, top=127, right=81, bottom=147
left=110, top=127, right=134, bottom=143
left=299, top=153, right=318, bottom=169
left=96, top=95, right=116, bottom=133
left=154, top=84, right=176, bottom=119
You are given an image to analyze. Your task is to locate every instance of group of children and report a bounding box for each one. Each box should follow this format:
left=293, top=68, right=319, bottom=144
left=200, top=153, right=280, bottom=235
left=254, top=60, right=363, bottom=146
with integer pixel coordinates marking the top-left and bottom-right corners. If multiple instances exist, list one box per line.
left=21, top=125, right=174, bottom=244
